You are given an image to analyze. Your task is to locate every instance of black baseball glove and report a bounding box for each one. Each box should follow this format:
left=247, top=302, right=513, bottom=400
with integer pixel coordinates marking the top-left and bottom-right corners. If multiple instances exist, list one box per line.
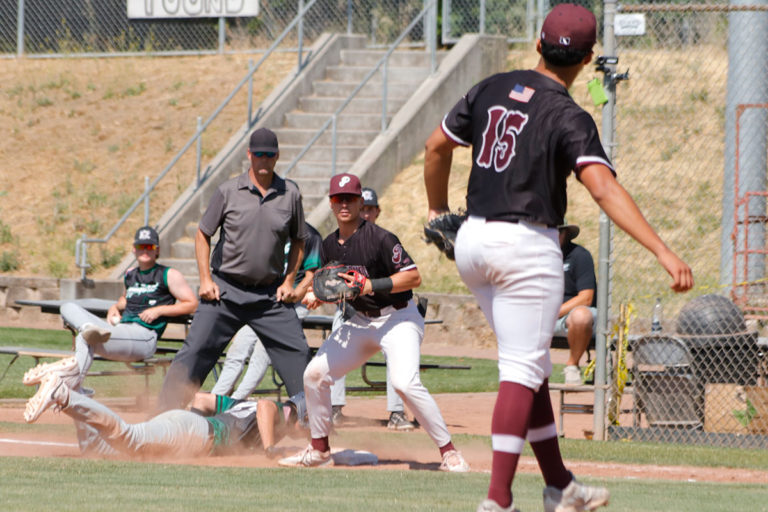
left=312, top=261, right=367, bottom=303
left=423, top=212, right=466, bottom=261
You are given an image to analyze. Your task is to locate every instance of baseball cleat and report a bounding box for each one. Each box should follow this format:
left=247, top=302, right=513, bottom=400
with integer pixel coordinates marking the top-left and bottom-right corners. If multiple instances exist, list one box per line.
left=23, top=355, right=79, bottom=387
left=563, top=365, right=582, bottom=386
left=80, top=323, right=111, bottom=344
left=543, top=473, right=610, bottom=512
left=439, top=449, right=470, bottom=472
left=24, top=372, right=69, bottom=423
left=387, top=411, right=415, bottom=431
left=476, top=499, right=520, bottom=512
left=278, top=444, right=333, bottom=468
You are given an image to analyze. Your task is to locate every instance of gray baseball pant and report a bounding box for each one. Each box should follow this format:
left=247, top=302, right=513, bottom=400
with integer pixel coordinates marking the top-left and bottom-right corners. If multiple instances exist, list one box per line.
left=65, top=389, right=212, bottom=458
left=60, top=302, right=157, bottom=387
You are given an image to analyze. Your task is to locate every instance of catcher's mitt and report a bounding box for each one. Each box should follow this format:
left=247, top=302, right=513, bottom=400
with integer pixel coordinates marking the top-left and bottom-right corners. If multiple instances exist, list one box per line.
left=423, top=212, right=466, bottom=260
left=312, top=261, right=366, bottom=303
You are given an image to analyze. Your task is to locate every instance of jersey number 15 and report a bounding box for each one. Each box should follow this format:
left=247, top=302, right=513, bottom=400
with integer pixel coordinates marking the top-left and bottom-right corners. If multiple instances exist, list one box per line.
left=477, top=106, right=528, bottom=173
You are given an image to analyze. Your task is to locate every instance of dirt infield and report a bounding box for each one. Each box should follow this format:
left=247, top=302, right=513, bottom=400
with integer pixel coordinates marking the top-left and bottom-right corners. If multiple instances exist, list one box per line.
left=2, top=344, right=767, bottom=484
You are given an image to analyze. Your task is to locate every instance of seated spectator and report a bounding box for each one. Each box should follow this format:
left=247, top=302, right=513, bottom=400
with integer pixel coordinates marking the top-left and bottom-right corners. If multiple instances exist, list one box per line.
left=23, top=364, right=307, bottom=459
left=554, top=223, right=597, bottom=385
left=33, top=226, right=197, bottom=392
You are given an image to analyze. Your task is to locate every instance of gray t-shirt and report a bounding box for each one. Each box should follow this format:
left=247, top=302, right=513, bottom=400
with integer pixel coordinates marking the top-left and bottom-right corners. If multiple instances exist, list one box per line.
left=199, top=172, right=307, bottom=287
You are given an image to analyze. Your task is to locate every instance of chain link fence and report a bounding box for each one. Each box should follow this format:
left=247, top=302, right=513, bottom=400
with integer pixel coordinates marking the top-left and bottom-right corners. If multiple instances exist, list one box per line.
left=0, top=0, right=437, bottom=57
left=599, top=2, right=768, bottom=448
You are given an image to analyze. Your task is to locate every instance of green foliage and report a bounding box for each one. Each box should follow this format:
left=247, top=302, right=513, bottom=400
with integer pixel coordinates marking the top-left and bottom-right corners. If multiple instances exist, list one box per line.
left=46, top=259, right=69, bottom=278
left=73, top=159, right=96, bottom=173
left=0, top=250, right=20, bottom=271
left=99, top=246, right=126, bottom=268
left=35, top=97, right=54, bottom=107
left=123, top=82, right=146, bottom=97
left=0, top=218, right=13, bottom=243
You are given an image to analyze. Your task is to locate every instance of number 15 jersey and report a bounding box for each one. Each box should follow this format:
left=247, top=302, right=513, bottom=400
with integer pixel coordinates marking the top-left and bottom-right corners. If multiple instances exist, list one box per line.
left=441, top=69, right=614, bottom=228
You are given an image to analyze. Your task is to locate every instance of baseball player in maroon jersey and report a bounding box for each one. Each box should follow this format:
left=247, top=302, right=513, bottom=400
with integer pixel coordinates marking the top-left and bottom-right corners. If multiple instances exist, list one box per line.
left=424, top=4, right=693, bottom=512
left=279, top=173, right=469, bottom=472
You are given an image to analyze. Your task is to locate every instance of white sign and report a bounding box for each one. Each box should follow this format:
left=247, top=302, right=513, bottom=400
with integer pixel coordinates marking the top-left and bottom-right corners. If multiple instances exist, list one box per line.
left=127, top=0, right=260, bottom=19
left=615, top=14, right=646, bottom=36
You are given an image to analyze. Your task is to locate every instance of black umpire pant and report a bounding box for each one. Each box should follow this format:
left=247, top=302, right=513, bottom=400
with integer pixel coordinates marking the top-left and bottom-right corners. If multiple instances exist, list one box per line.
left=156, top=274, right=311, bottom=411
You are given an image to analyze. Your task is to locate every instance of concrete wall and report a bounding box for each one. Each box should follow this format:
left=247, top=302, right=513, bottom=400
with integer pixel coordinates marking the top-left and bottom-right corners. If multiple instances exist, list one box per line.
left=307, top=34, right=509, bottom=234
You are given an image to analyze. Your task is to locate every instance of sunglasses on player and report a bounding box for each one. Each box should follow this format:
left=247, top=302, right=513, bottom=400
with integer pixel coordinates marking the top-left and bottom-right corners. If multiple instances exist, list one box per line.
left=134, top=244, right=157, bottom=251
left=330, top=194, right=360, bottom=204
left=251, top=151, right=276, bottom=158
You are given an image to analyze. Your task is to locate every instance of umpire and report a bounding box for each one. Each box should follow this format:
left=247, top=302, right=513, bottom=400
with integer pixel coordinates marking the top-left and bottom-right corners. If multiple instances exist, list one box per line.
left=157, top=127, right=311, bottom=411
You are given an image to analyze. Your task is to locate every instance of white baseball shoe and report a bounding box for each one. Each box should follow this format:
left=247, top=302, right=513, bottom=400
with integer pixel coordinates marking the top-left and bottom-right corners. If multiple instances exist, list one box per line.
left=80, top=322, right=111, bottom=344
left=278, top=444, right=333, bottom=468
left=23, top=355, right=80, bottom=388
left=439, top=449, right=470, bottom=472
left=543, top=473, right=610, bottom=512
left=563, top=365, right=582, bottom=386
left=24, top=372, right=70, bottom=423
left=476, top=499, right=520, bottom=512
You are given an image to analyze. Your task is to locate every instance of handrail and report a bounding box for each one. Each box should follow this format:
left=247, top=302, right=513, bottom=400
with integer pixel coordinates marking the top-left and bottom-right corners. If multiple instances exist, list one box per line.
left=281, top=0, right=438, bottom=179
left=74, top=0, right=320, bottom=281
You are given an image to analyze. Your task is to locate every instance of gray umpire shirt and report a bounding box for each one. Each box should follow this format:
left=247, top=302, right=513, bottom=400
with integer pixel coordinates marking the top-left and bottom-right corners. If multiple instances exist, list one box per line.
left=199, top=172, right=307, bottom=288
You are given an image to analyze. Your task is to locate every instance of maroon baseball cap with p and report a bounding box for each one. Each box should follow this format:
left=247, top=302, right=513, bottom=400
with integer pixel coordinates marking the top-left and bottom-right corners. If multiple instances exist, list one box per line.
left=329, top=173, right=362, bottom=197
left=540, top=3, right=597, bottom=51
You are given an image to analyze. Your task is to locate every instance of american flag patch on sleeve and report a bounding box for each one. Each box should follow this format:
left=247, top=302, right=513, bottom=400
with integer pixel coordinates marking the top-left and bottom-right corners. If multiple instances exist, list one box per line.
left=509, top=84, right=535, bottom=103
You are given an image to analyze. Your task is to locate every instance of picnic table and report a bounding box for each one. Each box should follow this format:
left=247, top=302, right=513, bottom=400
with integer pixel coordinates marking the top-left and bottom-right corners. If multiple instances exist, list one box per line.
left=8, top=298, right=468, bottom=394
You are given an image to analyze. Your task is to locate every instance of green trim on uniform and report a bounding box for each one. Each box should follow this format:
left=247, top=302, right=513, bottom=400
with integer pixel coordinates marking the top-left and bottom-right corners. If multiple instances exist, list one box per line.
left=206, top=417, right=229, bottom=448
left=215, top=394, right=239, bottom=414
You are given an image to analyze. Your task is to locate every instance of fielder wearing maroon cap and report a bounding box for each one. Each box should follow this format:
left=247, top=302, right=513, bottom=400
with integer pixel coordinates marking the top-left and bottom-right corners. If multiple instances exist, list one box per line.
left=540, top=3, right=597, bottom=51
left=328, top=173, right=362, bottom=197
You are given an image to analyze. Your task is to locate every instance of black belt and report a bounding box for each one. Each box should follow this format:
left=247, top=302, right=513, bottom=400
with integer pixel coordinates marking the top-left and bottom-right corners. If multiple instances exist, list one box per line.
left=487, top=217, right=557, bottom=229
left=359, top=301, right=408, bottom=318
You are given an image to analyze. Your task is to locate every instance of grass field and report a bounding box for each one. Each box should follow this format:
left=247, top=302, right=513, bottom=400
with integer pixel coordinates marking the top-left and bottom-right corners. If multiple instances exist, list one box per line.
left=2, top=327, right=768, bottom=511
left=1, top=456, right=766, bottom=511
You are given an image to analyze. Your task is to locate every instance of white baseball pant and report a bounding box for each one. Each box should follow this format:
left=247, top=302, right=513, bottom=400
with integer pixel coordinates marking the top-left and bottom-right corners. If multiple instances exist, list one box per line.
left=303, top=300, right=451, bottom=447
left=454, top=217, right=563, bottom=391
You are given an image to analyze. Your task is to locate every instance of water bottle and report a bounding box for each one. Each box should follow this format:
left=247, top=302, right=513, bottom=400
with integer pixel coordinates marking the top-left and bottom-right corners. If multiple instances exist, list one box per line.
left=651, top=297, right=663, bottom=333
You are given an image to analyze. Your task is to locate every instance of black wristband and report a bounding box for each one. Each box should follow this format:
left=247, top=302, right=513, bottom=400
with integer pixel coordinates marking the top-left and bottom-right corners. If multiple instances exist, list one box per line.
left=370, top=277, right=393, bottom=294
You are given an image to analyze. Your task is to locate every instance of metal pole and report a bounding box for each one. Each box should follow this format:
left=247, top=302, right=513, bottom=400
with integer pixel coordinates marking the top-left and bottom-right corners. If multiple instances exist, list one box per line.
left=298, top=0, right=305, bottom=69
left=16, top=0, right=24, bottom=57
left=80, top=234, right=88, bottom=281
left=218, top=17, right=225, bottom=54
left=441, top=0, right=450, bottom=46
left=381, top=60, right=389, bottom=131
left=720, top=0, right=768, bottom=288
left=247, top=59, right=254, bottom=126
left=347, top=0, right=353, bottom=34
left=196, top=116, right=202, bottom=186
left=593, top=0, right=618, bottom=442
left=428, top=0, right=437, bottom=72
left=331, top=115, right=338, bottom=175
left=479, top=0, right=486, bottom=34
left=144, top=176, right=150, bottom=225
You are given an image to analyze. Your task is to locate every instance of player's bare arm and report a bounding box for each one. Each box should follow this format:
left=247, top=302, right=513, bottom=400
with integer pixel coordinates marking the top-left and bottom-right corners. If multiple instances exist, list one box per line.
left=138, top=268, right=198, bottom=323
left=579, top=163, right=693, bottom=292
left=277, top=238, right=305, bottom=303
left=424, top=127, right=459, bottom=220
left=107, top=295, right=127, bottom=324
left=256, top=398, right=285, bottom=455
left=558, top=289, right=594, bottom=318
left=189, top=392, right=217, bottom=415
left=195, top=228, right=220, bottom=301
